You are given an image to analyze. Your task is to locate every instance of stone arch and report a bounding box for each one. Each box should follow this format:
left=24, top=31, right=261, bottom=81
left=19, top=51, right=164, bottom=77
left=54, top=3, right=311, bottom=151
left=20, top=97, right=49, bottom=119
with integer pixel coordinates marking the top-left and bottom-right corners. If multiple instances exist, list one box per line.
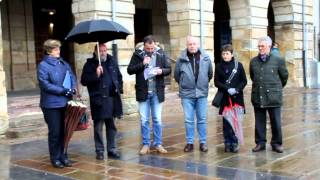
left=270, top=0, right=302, bottom=86
left=133, top=0, right=171, bottom=56
left=213, top=0, right=231, bottom=64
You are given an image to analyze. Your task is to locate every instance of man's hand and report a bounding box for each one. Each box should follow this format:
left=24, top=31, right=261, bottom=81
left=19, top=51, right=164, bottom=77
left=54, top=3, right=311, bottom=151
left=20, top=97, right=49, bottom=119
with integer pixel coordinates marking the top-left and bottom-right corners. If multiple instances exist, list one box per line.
left=143, top=56, right=151, bottom=65
left=96, top=65, right=103, bottom=77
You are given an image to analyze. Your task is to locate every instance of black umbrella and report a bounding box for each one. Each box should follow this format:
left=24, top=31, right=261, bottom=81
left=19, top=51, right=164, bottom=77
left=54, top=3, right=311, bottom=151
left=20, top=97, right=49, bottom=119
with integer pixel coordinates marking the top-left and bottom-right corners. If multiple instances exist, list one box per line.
left=65, top=19, right=131, bottom=64
left=65, top=19, right=130, bottom=44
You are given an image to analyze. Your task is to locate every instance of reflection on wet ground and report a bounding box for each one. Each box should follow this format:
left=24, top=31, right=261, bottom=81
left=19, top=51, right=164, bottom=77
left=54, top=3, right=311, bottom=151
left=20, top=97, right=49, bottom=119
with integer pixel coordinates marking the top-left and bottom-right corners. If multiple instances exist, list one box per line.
left=1, top=88, right=320, bottom=179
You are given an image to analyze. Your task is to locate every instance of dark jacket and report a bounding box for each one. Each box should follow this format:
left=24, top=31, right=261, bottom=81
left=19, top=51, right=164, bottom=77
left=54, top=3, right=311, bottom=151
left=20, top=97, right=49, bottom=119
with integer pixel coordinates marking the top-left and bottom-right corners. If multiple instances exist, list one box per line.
left=81, top=54, right=123, bottom=120
left=174, top=49, right=213, bottom=98
left=214, top=58, right=247, bottom=114
left=127, top=47, right=171, bottom=103
left=249, top=53, right=288, bottom=108
left=37, top=55, right=76, bottom=108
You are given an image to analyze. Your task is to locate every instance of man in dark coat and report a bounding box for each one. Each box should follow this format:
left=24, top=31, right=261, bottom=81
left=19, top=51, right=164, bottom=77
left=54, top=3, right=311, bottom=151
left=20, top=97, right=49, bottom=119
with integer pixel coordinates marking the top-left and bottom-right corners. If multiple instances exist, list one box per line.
left=127, top=35, right=171, bottom=155
left=81, top=43, right=123, bottom=160
left=250, top=36, right=288, bottom=153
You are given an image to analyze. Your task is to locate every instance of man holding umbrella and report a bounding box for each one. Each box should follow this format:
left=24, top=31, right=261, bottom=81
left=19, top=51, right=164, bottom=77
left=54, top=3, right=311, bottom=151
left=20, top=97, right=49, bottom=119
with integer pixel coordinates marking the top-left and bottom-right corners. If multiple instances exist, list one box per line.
left=81, top=43, right=123, bottom=160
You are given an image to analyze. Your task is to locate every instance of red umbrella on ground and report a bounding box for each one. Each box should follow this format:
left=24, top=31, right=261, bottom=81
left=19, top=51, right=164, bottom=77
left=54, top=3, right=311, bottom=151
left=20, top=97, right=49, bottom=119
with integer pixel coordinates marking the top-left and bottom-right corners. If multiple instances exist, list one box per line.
left=64, top=100, right=87, bottom=153
left=222, top=97, right=245, bottom=144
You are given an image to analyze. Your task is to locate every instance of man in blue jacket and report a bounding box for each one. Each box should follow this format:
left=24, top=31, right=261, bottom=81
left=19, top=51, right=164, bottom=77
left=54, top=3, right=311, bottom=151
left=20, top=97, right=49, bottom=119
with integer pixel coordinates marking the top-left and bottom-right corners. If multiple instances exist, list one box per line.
left=174, top=36, right=213, bottom=152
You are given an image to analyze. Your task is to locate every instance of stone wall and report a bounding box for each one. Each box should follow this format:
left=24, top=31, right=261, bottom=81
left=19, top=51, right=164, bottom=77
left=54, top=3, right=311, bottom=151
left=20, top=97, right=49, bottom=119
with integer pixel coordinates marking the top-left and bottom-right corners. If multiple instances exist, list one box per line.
left=0, top=0, right=9, bottom=135
left=2, top=0, right=37, bottom=91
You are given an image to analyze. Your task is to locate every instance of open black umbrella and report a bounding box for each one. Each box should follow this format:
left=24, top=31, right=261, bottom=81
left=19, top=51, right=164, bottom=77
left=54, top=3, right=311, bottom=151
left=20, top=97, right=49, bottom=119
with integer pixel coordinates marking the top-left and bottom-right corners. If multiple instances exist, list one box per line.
left=65, top=19, right=131, bottom=64
left=65, top=19, right=130, bottom=44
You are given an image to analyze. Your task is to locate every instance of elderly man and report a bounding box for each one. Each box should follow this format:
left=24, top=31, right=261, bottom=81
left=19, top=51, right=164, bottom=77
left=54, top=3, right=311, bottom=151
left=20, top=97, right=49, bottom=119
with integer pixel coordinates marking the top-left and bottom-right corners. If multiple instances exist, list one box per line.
left=174, top=36, right=213, bottom=152
left=127, top=35, right=171, bottom=155
left=250, top=36, right=288, bottom=153
left=81, top=43, right=123, bottom=160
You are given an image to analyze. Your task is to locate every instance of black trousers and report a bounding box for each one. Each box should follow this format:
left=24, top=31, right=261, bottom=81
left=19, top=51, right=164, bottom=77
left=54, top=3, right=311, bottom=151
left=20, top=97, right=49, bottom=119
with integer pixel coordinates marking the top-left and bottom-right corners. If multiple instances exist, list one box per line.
left=254, top=107, right=282, bottom=146
left=42, top=107, right=66, bottom=162
left=93, top=118, right=117, bottom=154
left=223, top=118, right=238, bottom=145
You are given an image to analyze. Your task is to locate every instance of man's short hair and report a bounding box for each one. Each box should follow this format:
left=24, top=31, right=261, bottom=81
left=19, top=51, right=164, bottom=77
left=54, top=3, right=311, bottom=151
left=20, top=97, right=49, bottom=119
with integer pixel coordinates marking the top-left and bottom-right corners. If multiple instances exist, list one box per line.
left=143, top=35, right=155, bottom=45
left=221, top=44, right=233, bottom=53
left=258, top=36, right=272, bottom=46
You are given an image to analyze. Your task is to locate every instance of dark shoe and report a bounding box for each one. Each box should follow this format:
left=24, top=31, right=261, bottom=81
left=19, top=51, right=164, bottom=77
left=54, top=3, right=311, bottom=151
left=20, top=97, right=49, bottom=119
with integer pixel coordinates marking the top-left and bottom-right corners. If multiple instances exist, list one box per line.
left=252, top=144, right=266, bottom=152
left=108, top=151, right=120, bottom=159
left=51, top=160, right=64, bottom=168
left=96, top=153, right=104, bottom=160
left=183, top=144, right=194, bottom=152
left=61, top=159, right=72, bottom=167
left=272, top=144, right=284, bottom=153
left=231, top=143, right=239, bottom=153
left=199, top=143, right=208, bottom=152
left=225, top=144, right=231, bottom=152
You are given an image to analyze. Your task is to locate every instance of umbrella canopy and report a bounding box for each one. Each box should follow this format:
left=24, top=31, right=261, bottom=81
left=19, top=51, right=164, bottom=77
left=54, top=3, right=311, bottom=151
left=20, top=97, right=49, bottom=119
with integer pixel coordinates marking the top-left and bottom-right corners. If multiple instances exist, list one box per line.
left=222, top=97, right=245, bottom=144
left=65, top=19, right=131, bottom=44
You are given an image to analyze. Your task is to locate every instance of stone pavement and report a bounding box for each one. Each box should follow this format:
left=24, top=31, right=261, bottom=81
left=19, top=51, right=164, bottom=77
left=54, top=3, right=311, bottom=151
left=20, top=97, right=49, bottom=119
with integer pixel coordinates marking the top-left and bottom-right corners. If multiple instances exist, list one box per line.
left=1, top=88, right=320, bottom=179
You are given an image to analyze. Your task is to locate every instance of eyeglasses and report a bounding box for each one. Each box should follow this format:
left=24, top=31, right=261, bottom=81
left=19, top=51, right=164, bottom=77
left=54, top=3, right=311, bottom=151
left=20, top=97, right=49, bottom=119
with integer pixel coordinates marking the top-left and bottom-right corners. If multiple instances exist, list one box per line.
left=257, top=45, right=266, bottom=48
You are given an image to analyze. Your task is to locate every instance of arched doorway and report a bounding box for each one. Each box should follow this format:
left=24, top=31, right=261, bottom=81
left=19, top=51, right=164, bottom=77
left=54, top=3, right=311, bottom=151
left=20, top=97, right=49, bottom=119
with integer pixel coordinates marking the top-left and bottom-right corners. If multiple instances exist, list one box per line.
left=32, top=0, right=74, bottom=69
left=133, top=0, right=170, bottom=56
left=213, top=0, right=231, bottom=64
left=267, top=1, right=275, bottom=43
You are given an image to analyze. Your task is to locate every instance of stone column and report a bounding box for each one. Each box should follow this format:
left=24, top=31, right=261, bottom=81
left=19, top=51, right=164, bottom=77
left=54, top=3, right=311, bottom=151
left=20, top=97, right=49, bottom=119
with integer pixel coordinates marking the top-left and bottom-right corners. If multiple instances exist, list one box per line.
left=229, top=0, right=266, bottom=73
left=166, top=0, right=214, bottom=89
left=166, top=0, right=214, bottom=59
left=0, top=0, right=9, bottom=136
left=72, top=0, right=137, bottom=116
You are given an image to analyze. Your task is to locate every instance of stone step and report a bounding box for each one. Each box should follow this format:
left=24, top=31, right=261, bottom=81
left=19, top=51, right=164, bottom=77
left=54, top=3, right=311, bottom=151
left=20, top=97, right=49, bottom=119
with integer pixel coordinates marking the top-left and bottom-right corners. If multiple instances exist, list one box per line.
left=6, top=125, right=48, bottom=139
left=9, top=113, right=44, bottom=128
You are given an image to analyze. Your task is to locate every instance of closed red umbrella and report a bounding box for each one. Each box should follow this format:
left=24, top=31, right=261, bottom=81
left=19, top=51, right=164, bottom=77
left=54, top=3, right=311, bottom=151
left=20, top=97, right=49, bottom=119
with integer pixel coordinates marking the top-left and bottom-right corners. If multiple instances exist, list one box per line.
left=64, top=100, right=87, bottom=153
left=222, top=97, right=245, bottom=144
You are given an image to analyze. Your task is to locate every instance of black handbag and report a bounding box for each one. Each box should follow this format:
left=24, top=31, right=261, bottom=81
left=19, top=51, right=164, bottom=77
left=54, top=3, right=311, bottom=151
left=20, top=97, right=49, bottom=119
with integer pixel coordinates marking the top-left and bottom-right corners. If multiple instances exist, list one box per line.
left=212, top=60, right=239, bottom=108
left=212, top=90, right=224, bottom=107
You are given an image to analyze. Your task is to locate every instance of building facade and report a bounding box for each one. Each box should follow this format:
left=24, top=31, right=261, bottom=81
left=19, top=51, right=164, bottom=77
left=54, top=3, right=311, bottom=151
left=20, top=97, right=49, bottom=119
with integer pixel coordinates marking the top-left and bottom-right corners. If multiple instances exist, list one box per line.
left=0, top=0, right=319, bottom=134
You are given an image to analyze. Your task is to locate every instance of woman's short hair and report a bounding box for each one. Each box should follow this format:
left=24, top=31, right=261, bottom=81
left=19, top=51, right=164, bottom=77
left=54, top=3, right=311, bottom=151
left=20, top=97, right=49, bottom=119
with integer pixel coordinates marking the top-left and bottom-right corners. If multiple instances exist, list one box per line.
left=221, top=44, right=233, bottom=53
left=43, top=39, right=61, bottom=54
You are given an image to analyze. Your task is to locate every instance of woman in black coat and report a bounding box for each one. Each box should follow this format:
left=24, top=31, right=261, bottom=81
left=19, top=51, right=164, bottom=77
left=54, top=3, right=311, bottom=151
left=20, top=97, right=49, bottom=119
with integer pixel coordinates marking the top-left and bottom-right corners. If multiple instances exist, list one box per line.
left=214, top=44, right=247, bottom=153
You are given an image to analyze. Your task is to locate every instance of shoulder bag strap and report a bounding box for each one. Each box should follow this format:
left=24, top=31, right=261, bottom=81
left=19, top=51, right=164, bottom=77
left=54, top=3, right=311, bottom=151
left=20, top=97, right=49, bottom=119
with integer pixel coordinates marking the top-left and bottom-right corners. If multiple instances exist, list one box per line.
left=226, top=60, right=238, bottom=84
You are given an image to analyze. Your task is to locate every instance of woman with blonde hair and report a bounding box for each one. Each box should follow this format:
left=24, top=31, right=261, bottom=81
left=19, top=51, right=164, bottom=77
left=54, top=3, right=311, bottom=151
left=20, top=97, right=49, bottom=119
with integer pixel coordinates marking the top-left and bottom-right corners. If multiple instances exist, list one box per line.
left=37, top=39, right=77, bottom=168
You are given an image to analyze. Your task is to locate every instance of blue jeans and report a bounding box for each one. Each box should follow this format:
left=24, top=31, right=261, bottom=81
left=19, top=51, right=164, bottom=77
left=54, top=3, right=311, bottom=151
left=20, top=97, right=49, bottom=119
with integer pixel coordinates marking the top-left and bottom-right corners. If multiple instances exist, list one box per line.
left=138, top=93, right=163, bottom=146
left=181, top=97, right=208, bottom=144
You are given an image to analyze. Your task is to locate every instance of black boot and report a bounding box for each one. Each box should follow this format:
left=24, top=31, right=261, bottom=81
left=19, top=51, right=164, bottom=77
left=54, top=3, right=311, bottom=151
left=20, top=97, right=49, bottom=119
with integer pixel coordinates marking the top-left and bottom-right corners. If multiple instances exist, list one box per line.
left=231, top=143, right=239, bottom=153
left=224, top=143, right=231, bottom=152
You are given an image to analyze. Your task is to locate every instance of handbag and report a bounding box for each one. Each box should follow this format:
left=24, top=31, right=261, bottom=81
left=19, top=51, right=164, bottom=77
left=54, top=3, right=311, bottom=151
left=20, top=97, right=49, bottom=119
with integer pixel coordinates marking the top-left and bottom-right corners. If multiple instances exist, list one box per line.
left=75, top=111, right=90, bottom=131
left=212, top=90, right=224, bottom=107
left=212, top=60, right=239, bottom=108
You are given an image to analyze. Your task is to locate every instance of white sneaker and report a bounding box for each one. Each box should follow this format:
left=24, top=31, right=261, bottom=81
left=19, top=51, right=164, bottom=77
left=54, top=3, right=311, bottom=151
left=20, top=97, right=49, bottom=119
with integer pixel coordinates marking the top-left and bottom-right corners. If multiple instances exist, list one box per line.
left=155, top=145, right=168, bottom=154
left=139, top=145, right=150, bottom=155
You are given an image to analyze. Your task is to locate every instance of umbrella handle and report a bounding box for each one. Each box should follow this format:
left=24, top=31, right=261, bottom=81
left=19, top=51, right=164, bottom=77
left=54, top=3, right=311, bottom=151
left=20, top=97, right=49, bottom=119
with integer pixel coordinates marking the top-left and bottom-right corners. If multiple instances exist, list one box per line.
left=96, top=42, right=101, bottom=65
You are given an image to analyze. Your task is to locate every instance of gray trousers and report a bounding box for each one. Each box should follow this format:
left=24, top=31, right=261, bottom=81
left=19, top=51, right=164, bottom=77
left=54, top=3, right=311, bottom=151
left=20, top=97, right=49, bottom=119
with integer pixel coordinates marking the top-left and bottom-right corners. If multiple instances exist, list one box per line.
left=93, top=118, right=117, bottom=154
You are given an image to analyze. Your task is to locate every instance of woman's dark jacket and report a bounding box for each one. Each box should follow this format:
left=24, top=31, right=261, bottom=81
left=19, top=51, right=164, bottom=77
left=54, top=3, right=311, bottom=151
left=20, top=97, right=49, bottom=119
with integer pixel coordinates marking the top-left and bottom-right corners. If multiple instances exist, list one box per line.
left=37, top=55, right=76, bottom=108
left=81, top=54, right=123, bottom=120
left=214, top=58, right=247, bottom=114
left=249, top=53, right=288, bottom=108
left=127, top=48, right=171, bottom=103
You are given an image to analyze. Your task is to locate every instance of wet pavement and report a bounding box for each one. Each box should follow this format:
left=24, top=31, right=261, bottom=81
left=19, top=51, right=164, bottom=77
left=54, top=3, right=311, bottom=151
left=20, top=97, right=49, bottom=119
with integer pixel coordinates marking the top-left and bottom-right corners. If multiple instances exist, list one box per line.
left=1, top=87, right=320, bottom=179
